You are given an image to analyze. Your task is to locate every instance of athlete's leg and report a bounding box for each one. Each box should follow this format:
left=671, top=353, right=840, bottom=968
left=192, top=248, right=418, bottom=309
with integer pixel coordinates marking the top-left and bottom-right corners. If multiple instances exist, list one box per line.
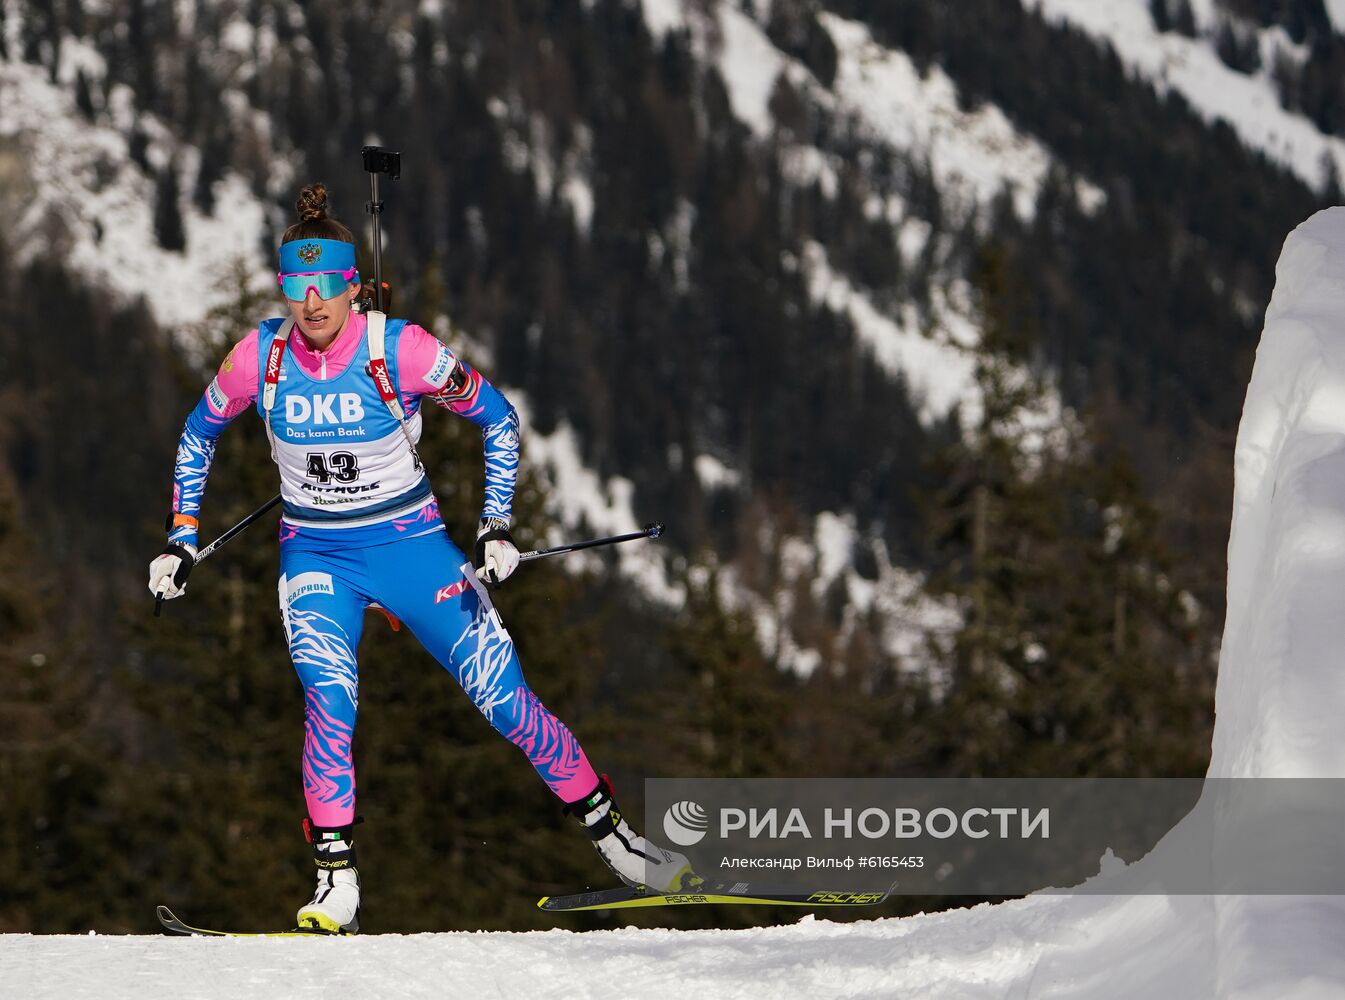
left=367, top=530, right=599, bottom=801
left=368, top=530, right=699, bottom=891
left=278, top=548, right=369, bottom=827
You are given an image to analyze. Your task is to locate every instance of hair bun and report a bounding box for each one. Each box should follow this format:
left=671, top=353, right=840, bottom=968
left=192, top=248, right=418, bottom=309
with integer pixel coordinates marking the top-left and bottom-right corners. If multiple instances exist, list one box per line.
left=296, top=183, right=330, bottom=223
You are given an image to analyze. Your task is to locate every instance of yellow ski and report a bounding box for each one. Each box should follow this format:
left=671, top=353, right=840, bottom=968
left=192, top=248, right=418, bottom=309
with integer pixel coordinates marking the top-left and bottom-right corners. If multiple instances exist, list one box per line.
left=538, top=883, right=893, bottom=912
left=156, top=905, right=352, bottom=937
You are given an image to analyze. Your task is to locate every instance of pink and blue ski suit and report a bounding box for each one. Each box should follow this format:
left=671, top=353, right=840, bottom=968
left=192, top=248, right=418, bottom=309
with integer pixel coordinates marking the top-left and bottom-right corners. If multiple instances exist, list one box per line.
left=168, top=312, right=598, bottom=826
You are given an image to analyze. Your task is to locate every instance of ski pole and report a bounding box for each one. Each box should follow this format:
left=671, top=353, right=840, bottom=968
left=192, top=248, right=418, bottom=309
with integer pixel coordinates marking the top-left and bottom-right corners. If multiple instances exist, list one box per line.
left=154, top=493, right=282, bottom=617
left=518, top=522, right=665, bottom=563
left=196, top=493, right=284, bottom=564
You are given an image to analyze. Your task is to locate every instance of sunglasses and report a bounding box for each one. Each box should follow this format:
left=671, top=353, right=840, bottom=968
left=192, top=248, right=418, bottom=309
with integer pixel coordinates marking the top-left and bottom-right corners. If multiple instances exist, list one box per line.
left=277, top=267, right=360, bottom=302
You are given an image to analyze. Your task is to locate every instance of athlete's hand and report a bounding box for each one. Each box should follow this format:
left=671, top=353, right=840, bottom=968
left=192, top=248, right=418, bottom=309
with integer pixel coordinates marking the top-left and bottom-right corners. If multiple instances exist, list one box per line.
left=474, top=519, right=519, bottom=587
left=148, top=542, right=198, bottom=601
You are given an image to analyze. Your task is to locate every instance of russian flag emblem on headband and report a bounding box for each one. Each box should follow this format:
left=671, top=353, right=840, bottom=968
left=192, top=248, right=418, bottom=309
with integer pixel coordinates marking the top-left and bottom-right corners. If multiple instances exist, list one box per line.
left=278, top=237, right=357, bottom=274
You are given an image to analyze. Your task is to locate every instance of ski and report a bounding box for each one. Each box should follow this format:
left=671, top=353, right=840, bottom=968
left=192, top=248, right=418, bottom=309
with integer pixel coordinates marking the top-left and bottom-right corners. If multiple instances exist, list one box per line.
left=156, top=905, right=351, bottom=937
left=538, top=881, right=895, bottom=912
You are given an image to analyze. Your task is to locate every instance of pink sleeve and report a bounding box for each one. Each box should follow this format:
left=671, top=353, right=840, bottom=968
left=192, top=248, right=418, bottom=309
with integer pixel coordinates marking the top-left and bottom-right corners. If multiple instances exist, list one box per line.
left=397, top=323, right=461, bottom=399
left=206, top=329, right=261, bottom=420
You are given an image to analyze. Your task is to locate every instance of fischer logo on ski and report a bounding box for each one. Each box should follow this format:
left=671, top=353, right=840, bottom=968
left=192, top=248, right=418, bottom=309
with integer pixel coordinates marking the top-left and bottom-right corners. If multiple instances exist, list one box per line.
left=537, top=880, right=897, bottom=913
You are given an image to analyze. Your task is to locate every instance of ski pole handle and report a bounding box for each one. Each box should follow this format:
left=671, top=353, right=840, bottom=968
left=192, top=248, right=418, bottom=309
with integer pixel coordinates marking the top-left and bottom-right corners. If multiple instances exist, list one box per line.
left=153, top=493, right=282, bottom=618
left=518, top=522, right=665, bottom=563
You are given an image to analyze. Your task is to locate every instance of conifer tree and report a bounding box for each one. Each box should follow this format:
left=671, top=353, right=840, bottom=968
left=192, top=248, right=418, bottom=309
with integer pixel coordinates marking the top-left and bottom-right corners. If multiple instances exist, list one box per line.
left=75, top=68, right=95, bottom=119
left=1149, top=0, right=1172, bottom=33
left=1172, top=0, right=1198, bottom=37
left=919, top=246, right=1213, bottom=778
left=154, top=158, right=186, bottom=252
left=0, top=244, right=184, bottom=932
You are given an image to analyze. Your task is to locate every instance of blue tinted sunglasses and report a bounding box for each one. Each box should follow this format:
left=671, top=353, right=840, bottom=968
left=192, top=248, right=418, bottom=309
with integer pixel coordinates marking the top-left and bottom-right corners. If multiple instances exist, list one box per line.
left=277, top=267, right=360, bottom=301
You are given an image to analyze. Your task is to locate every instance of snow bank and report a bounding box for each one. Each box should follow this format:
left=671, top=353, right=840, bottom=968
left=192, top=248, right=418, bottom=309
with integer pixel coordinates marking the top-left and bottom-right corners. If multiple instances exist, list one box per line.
left=1019, top=208, right=1345, bottom=998
left=1213, top=207, right=1345, bottom=781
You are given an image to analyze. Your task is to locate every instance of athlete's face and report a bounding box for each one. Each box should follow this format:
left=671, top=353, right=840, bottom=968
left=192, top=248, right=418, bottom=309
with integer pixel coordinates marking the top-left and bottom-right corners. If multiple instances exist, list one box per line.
left=288, top=281, right=360, bottom=348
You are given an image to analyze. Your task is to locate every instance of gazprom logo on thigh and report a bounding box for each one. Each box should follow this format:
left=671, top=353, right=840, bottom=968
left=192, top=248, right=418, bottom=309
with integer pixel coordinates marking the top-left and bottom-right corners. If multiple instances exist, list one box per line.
left=282, top=572, right=336, bottom=606
left=663, top=800, right=709, bottom=846
left=286, top=393, right=366, bottom=425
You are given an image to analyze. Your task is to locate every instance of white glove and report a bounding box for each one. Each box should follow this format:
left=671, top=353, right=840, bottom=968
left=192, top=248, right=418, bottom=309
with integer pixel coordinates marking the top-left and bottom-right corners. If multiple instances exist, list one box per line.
left=474, top=520, right=519, bottom=587
left=149, top=542, right=198, bottom=601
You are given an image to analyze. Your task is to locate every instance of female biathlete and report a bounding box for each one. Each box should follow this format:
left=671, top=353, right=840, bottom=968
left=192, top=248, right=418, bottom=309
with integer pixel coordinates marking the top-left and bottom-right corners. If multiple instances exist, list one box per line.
left=147, top=184, right=695, bottom=933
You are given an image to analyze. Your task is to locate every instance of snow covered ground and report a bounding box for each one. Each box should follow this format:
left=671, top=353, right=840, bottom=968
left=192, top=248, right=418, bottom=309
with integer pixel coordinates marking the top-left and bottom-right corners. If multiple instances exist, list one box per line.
left=8, top=209, right=1345, bottom=998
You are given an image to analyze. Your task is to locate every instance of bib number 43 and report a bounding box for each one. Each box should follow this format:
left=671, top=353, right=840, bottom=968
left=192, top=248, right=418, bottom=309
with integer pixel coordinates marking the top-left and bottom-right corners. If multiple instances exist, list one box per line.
left=306, top=451, right=360, bottom=485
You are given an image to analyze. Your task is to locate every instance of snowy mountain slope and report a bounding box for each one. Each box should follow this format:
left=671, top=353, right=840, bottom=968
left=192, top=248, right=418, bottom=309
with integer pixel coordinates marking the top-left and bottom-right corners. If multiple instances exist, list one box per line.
left=639, top=1, right=1101, bottom=221
left=635, top=0, right=1092, bottom=422
left=1027, top=0, right=1345, bottom=191
left=713, top=508, right=963, bottom=679
left=818, top=12, right=1106, bottom=222
left=0, top=42, right=274, bottom=345
left=9, top=204, right=1345, bottom=1000
left=623, top=0, right=1084, bottom=671
left=638, top=0, right=1086, bottom=456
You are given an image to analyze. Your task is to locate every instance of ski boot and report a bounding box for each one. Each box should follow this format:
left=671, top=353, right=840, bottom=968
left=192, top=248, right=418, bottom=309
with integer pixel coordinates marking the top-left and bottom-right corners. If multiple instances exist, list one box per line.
left=567, top=776, right=703, bottom=893
left=296, top=819, right=360, bottom=934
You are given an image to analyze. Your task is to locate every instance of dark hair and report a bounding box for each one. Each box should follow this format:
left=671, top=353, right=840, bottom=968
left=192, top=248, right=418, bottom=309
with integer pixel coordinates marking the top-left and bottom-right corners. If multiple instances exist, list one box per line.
left=281, top=183, right=356, bottom=245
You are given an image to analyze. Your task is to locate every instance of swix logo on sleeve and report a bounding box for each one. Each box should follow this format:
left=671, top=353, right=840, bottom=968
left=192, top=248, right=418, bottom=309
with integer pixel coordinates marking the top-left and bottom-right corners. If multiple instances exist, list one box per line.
left=434, top=579, right=469, bottom=604
left=286, top=393, right=367, bottom=425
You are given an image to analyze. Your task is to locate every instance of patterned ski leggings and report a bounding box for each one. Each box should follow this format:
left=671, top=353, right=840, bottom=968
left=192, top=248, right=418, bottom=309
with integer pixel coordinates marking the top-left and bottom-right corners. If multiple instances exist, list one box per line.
left=277, top=529, right=598, bottom=827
